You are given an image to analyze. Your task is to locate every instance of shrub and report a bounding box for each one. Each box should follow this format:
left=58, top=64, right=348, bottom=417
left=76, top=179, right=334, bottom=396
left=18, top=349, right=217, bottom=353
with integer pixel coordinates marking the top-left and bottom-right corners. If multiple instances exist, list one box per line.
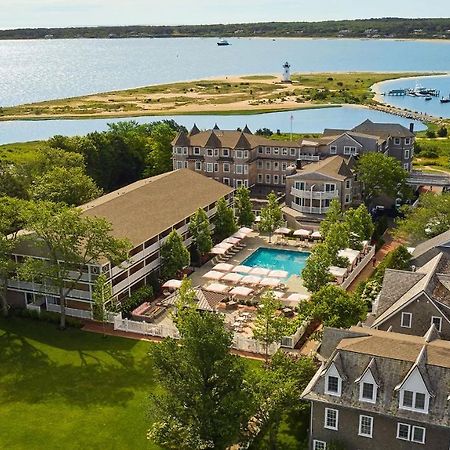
left=11, top=308, right=84, bottom=328
left=120, top=285, right=154, bottom=316
left=437, top=126, right=448, bottom=138
left=426, top=130, right=436, bottom=138
left=419, top=148, right=439, bottom=159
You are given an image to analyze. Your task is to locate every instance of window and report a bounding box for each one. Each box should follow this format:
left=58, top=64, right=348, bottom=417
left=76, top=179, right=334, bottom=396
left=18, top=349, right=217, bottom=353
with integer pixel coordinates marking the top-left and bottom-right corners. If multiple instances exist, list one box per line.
left=265, top=174, right=271, bottom=184
left=362, top=383, right=374, bottom=401
left=431, top=316, right=442, bottom=332
left=324, top=408, right=338, bottom=430
left=195, top=161, right=202, bottom=171
left=281, top=175, right=286, bottom=184
left=214, top=148, right=219, bottom=157
left=325, top=183, right=336, bottom=192
left=330, top=145, right=337, bottom=154
left=257, top=160, right=263, bottom=169
left=405, top=138, right=411, bottom=145
left=265, top=147, right=271, bottom=155
left=273, top=161, right=280, bottom=170
left=184, top=161, right=188, bottom=168
left=206, top=163, right=214, bottom=173
left=235, top=179, right=243, bottom=188
left=176, top=161, right=183, bottom=169
left=222, top=148, right=230, bottom=157
left=265, top=161, right=272, bottom=170
left=345, top=179, right=351, bottom=189
left=282, top=148, right=288, bottom=155
left=235, top=165, right=243, bottom=174
left=344, top=146, right=357, bottom=155
left=282, top=162, right=287, bottom=171
left=223, top=177, right=230, bottom=186
left=273, top=175, right=279, bottom=184
left=257, top=174, right=263, bottom=183
left=244, top=150, right=249, bottom=159
left=404, top=149, right=410, bottom=159
left=258, top=147, right=263, bottom=154
left=236, top=150, right=244, bottom=159
left=395, top=138, right=401, bottom=145
left=397, top=423, right=410, bottom=441
left=243, top=165, right=248, bottom=175
left=327, top=376, right=339, bottom=394
left=223, top=163, right=230, bottom=172
left=206, top=149, right=213, bottom=157
left=359, top=415, right=373, bottom=438
left=273, top=147, right=279, bottom=155
left=401, top=312, right=412, bottom=328
left=345, top=194, right=351, bottom=204
left=193, top=147, right=200, bottom=155
left=295, top=181, right=305, bottom=191
left=290, top=148, right=297, bottom=156
left=182, top=147, right=188, bottom=155
left=403, top=390, right=413, bottom=407
left=412, top=426, right=425, bottom=444
left=401, top=390, right=426, bottom=411
left=403, top=163, right=410, bottom=171
left=313, top=441, right=326, bottom=450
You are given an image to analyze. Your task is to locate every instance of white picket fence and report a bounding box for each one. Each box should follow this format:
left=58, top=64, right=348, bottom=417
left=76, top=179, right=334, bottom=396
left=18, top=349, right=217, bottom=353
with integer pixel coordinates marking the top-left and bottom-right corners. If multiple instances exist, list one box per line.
left=232, top=335, right=280, bottom=356
left=342, top=246, right=376, bottom=290
left=281, top=321, right=307, bottom=349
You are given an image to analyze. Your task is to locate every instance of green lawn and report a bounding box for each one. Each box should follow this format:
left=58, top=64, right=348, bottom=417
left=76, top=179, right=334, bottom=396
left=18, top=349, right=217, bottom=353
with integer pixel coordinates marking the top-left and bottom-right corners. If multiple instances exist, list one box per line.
left=0, top=318, right=160, bottom=450
left=0, top=141, right=47, bottom=165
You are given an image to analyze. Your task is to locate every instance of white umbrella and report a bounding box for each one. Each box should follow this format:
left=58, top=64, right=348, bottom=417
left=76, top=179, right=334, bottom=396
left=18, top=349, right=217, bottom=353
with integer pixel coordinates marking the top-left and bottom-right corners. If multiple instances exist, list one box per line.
left=230, top=286, right=254, bottom=297
left=238, top=227, right=253, bottom=235
left=210, top=247, right=227, bottom=255
left=269, top=269, right=289, bottom=279
left=222, top=272, right=244, bottom=283
left=162, top=279, right=182, bottom=289
left=232, top=232, right=247, bottom=239
left=338, top=249, right=360, bottom=266
left=225, top=237, right=241, bottom=245
left=274, top=227, right=291, bottom=235
left=216, top=242, right=234, bottom=250
left=203, top=270, right=225, bottom=281
left=272, top=291, right=285, bottom=299
left=232, top=265, right=253, bottom=274
left=286, top=293, right=309, bottom=302
left=213, top=263, right=234, bottom=272
left=311, top=231, right=322, bottom=239
left=260, top=277, right=281, bottom=287
left=329, top=266, right=348, bottom=278
left=294, top=229, right=312, bottom=237
left=241, top=275, right=262, bottom=285
left=205, top=283, right=230, bottom=293
left=255, top=216, right=261, bottom=223
left=250, top=267, right=270, bottom=276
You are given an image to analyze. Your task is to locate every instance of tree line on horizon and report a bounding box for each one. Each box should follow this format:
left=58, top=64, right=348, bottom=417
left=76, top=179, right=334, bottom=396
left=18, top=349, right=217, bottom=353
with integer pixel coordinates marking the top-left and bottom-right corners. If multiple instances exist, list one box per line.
left=1, top=18, right=450, bottom=40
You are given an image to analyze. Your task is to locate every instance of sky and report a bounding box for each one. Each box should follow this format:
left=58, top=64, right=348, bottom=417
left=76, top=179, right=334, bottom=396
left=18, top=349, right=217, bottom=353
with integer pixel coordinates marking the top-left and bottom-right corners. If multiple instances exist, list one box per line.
left=1, top=0, right=450, bottom=29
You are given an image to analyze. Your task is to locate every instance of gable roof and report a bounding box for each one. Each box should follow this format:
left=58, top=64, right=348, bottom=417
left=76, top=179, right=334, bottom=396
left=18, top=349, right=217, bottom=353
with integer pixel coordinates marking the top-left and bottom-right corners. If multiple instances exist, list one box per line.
left=289, top=155, right=353, bottom=181
left=412, top=229, right=450, bottom=262
left=352, top=119, right=415, bottom=139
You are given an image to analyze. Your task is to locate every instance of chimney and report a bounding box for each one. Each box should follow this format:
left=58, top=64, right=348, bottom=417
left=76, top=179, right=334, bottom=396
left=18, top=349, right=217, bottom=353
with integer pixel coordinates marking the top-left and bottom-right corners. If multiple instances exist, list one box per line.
left=296, top=159, right=302, bottom=170
left=409, top=123, right=414, bottom=133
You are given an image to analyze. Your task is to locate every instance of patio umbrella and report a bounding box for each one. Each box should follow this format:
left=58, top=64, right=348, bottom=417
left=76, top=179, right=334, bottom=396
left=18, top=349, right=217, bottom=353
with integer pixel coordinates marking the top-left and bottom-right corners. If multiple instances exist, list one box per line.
left=274, top=227, right=291, bottom=235
left=225, top=237, right=241, bottom=245
left=272, top=291, right=285, bottom=299
left=338, top=249, right=360, bottom=266
left=241, top=275, right=262, bottom=285
left=286, top=293, right=309, bottom=302
left=269, top=269, right=289, bottom=279
left=222, top=272, right=244, bottom=283
left=293, top=229, right=312, bottom=237
left=162, top=279, right=182, bottom=289
left=230, top=286, right=254, bottom=297
left=210, top=247, right=227, bottom=255
left=216, top=242, right=234, bottom=250
left=238, top=227, right=253, bottom=235
left=205, top=283, right=230, bottom=294
left=203, top=270, right=225, bottom=281
left=232, top=265, right=253, bottom=274
left=255, top=216, right=261, bottom=223
left=329, top=266, right=348, bottom=278
left=232, top=232, right=247, bottom=239
left=250, top=267, right=270, bottom=276
left=311, top=231, right=322, bottom=239
left=213, top=263, right=234, bottom=272
left=260, top=277, right=281, bottom=287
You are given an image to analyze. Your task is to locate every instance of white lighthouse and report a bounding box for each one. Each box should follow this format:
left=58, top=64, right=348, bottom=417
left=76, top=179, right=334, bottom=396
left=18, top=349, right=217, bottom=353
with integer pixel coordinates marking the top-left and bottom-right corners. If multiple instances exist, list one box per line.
left=282, top=61, right=291, bottom=83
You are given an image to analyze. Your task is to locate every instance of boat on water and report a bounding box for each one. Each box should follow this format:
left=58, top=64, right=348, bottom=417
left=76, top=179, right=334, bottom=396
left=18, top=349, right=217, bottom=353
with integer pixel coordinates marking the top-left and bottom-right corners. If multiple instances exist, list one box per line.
left=217, top=39, right=230, bottom=46
left=425, top=96, right=432, bottom=101
left=440, top=95, right=450, bottom=104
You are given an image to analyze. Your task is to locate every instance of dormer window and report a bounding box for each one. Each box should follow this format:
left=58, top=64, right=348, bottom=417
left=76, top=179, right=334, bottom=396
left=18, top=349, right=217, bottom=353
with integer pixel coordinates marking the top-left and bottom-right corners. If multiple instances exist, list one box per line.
left=362, top=382, right=375, bottom=401
left=324, top=363, right=342, bottom=397
left=356, top=363, right=378, bottom=404
left=401, top=390, right=426, bottom=411
left=327, top=376, right=339, bottom=393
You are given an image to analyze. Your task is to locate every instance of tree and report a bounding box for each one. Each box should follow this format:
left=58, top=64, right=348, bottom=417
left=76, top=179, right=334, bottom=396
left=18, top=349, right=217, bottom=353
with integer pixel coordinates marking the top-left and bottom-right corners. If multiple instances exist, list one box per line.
left=250, top=352, right=316, bottom=449
left=0, top=197, right=29, bottom=316
left=213, top=197, right=237, bottom=241
left=160, top=230, right=190, bottom=281
left=31, top=167, right=102, bottom=206
left=356, top=153, right=408, bottom=204
left=298, top=285, right=367, bottom=329
left=324, top=222, right=350, bottom=259
left=344, top=204, right=374, bottom=249
left=145, top=123, right=177, bottom=177
left=148, top=295, right=251, bottom=449
left=0, top=162, right=29, bottom=199
left=396, top=193, right=450, bottom=243
left=92, top=272, right=113, bottom=335
left=20, top=202, right=130, bottom=329
left=301, top=249, right=333, bottom=293
left=234, top=186, right=255, bottom=227
left=253, top=290, right=288, bottom=364
left=437, top=126, right=448, bottom=138
left=188, top=208, right=212, bottom=258
left=319, top=199, right=343, bottom=239
left=259, top=192, right=284, bottom=243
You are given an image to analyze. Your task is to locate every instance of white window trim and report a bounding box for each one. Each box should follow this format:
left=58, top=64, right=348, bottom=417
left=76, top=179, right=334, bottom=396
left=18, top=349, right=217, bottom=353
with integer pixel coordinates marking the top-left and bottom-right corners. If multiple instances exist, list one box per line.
left=411, top=426, right=426, bottom=444
left=431, top=316, right=442, bottom=332
left=223, top=163, right=230, bottom=173
left=404, top=149, right=410, bottom=159
left=330, top=145, right=337, bottom=154
left=325, top=369, right=342, bottom=397
left=401, top=312, right=412, bottom=328
left=345, top=179, right=352, bottom=189
left=324, top=408, right=339, bottom=431
left=206, top=163, right=214, bottom=173
left=313, top=440, right=327, bottom=450
left=193, top=147, right=200, bottom=155
left=358, top=415, right=373, bottom=438
left=223, top=177, right=230, bottom=186
left=345, top=194, right=351, bottom=204
left=395, top=138, right=401, bottom=145
left=195, top=161, right=202, bottom=171
left=359, top=379, right=377, bottom=404
left=400, top=389, right=428, bottom=413
left=397, top=423, right=410, bottom=441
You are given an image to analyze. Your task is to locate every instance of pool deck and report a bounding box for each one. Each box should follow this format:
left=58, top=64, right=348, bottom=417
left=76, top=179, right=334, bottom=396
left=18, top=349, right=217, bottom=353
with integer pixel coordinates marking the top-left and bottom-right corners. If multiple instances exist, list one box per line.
left=189, top=231, right=310, bottom=296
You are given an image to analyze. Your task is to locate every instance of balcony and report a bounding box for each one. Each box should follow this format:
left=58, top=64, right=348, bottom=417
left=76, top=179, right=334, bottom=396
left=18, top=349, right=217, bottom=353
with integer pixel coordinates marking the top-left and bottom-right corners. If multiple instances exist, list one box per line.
left=291, top=203, right=330, bottom=215
left=291, top=187, right=339, bottom=200
left=298, top=154, right=320, bottom=162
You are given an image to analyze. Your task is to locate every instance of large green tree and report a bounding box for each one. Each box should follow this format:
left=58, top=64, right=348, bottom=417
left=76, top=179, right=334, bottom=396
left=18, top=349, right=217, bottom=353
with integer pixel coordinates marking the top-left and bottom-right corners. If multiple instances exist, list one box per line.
left=148, top=284, right=252, bottom=450
left=319, top=198, right=343, bottom=239
left=253, top=290, right=288, bottom=364
left=301, top=247, right=333, bottom=293
left=356, top=153, right=408, bottom=204
left=396, top=192, right=450, bottom=243
left=234, top=186, right=255, bottom=227
left=0, top=197, right=29, bottom=316
left=20, top=202, right=130, bottom=328
left=188, top=208, right=213, bottom=257
left=31, top=166, right=102, bottom=206
left=298, top=285, right=367, bottom=329
left=160, top=230, right=190, bottom=281
left=344, top=204, right=374, bottom=249
left=213, top=197, right=237, bottom=241
left=145, top=123, right=177, bottom=177
left=259, top=192, right=284, bottom=243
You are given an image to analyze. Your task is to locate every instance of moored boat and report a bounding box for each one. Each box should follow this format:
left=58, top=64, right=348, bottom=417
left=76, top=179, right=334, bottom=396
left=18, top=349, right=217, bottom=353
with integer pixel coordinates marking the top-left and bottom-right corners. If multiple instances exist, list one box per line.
left=217, top=38, right=230, bottom=46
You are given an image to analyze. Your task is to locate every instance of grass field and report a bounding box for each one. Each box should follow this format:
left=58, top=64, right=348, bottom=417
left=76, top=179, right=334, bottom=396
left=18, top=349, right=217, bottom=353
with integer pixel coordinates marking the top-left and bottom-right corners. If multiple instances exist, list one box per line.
left=414, top=136, right=450, bottom=174
left=0, top=141, right=48, bottom=164
left=0, top=72, right=434, bottom=121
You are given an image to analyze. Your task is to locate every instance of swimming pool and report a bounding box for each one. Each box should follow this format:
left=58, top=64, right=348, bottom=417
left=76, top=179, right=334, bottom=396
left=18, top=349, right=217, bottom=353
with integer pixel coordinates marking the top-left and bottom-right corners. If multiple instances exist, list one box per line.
left=241, top=247, right=310, bottom=277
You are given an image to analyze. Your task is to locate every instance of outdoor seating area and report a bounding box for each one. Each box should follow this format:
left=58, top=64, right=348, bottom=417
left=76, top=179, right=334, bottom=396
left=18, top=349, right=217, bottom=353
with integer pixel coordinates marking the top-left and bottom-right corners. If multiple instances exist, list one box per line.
left=131, top=302, right=167, bottom=322
left=273, top=227, right=322, bottom=248
left=210, top=227, right=253, bottom=263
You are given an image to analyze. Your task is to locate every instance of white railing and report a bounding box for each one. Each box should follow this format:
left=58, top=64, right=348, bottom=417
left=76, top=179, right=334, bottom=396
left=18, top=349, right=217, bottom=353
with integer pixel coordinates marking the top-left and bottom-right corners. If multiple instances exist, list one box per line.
left=342, top=246, right=376, bottom=290
left=291, top=203, right=330, bottom=215
left=232, top=335, right=280, bottom=356
left=47, top=303, right=93, bottom=319
left=26, top=303, right=41, bottom=313
left=281, top=322, right=307, bottom=349
left=298, top=155, right=320, bottom=162
left=291, top=188, right=339, bottom=200
left=113, top=313, right=180, bottom=339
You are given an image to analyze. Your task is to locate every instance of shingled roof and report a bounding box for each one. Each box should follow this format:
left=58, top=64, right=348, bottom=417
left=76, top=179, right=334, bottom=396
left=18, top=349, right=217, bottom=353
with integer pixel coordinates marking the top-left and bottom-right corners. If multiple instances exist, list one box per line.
left=352, top=119, right=415, bottom=138
left=288, top=155, right=353, bottom=181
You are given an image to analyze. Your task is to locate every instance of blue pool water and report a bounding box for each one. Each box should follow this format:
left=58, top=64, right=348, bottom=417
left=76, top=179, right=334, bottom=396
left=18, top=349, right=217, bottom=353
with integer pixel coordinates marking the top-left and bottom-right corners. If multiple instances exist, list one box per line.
left=242, top=247, right=310, bottom=277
